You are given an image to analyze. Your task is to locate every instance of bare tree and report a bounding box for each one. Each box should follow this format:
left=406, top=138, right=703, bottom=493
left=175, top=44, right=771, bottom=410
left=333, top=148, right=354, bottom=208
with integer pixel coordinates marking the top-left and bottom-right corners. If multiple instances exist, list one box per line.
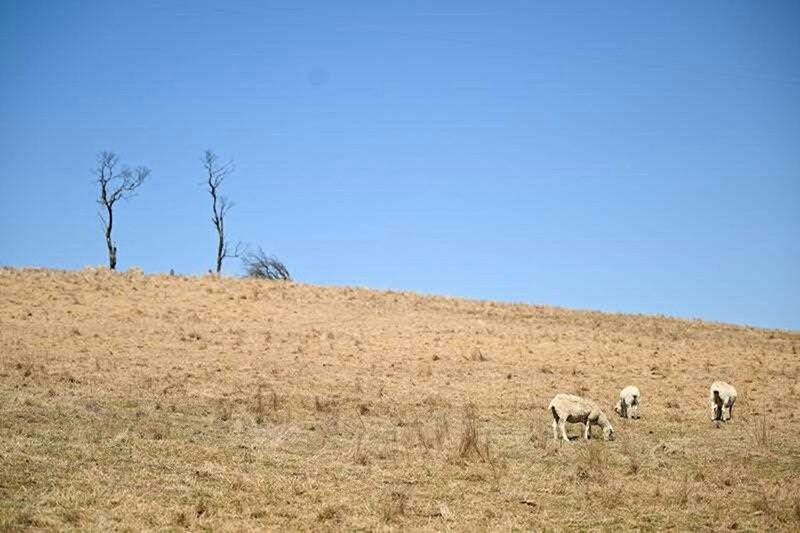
left=203, top=149, right=243, bottom=274
left=243, top=248, right=291, bottom=280
left=95, top=151, right=150, bottom=270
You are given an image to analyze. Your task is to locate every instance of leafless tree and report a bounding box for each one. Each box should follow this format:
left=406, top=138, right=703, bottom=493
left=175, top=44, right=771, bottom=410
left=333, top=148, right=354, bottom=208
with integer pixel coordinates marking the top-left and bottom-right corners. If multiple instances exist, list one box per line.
left=203, top=149, right=243, bottom=274
left=95, top=151, right=150, bottom=270
left=243, top=248, right=291, bottom=280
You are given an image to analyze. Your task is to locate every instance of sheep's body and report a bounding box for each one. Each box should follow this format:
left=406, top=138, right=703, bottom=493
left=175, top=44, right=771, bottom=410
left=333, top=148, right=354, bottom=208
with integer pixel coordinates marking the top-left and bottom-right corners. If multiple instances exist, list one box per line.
left=548, top=394, right=615, bottom=441
left=614, top=385, right=641, bottom=419
left=709, top=381, right=737, bottom=421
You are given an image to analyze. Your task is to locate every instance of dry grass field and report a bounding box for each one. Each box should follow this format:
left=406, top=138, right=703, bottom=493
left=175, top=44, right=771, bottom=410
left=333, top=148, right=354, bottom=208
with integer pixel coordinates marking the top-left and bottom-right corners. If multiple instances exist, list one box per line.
left=1, top=267, right=799, bottom=531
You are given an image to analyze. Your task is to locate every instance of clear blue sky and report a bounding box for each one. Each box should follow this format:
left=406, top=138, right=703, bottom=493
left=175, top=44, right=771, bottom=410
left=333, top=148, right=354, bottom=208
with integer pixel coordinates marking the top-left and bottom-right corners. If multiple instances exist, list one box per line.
left=1, top=1, right=798, bottom=330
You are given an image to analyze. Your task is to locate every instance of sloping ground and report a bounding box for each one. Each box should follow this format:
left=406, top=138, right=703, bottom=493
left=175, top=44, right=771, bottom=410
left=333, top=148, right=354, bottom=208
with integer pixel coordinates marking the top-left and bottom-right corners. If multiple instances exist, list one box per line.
left=1, top=267, right=798, bottom=531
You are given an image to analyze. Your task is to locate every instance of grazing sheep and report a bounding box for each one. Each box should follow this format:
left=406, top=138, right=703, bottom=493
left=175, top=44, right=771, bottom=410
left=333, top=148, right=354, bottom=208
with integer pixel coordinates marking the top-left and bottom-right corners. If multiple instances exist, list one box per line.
left=709, top=381, right=737, bottom=422
left=614, top=385, right=641, bottom=419
left=549, top=393, right=615, bottom=442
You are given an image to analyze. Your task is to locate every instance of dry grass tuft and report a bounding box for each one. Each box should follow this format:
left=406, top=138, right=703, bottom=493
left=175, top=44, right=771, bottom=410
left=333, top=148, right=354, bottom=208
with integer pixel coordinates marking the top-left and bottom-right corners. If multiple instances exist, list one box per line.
left=433, top=410, right=449, bottom=448
left=621, top=439, right=643, bottom=475
left=413, top=420, right=431, bottom=451
left=254, top=385, right=265, bottom=424
left=317, top=504, right=340, bottom=522
left=469, top=348, right=487, bottom=362
left=753, top=415, right=771, bottom=448
left=314, top=395, right=336, bottom=413
left=578, top=440, right=609, bottom=477
left=674, top=476, right=690, bottom=507
left=751, top=492, right=772, bottom=515
left=353, top=434, right=371, bottom=465
left=458, top=405, right=485, bottom=459
left=485, top=441, right=507, bottom=491
left=217, top=399, right=234, bottom=421
left=381, top=491, right=408, bottom=523
left=195, top=499, right=210, bottom=518
left=59, top=509, right=82, bottom=527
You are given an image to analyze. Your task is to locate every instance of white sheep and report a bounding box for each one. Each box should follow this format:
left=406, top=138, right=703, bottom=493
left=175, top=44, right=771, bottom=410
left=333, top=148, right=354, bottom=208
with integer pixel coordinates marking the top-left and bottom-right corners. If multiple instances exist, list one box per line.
left=614, top=385, right=641, bottom=419
left=709, top=381, right=737, bottom=422
left=548, top=393, right=615, bottom=441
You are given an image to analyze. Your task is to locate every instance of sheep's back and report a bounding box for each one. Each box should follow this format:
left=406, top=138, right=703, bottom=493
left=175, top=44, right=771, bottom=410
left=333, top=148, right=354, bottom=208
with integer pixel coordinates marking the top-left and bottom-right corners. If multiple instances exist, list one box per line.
left=709, top=381, right=736, bottom=403
left=549, top=393, right=595, bottom=421
left=620, top=385, right=640, bottom=402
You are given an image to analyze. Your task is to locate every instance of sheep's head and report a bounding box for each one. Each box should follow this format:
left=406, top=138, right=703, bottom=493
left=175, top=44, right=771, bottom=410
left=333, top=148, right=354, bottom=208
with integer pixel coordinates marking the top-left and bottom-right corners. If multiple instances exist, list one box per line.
left=603, top=423, right=615, bottom=441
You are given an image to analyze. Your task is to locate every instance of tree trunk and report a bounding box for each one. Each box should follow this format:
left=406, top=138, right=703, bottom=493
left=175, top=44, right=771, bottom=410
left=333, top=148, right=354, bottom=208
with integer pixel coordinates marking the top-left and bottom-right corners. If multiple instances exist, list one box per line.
left=216, top=232, right=223, bottom=274
left=213, top=192, right=224, bottom=274
left=105, top=204, right=116, bottom=270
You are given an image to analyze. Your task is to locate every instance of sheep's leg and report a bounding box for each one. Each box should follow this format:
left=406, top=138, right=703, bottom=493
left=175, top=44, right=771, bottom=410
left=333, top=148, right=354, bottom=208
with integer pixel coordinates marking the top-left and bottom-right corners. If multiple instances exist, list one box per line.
left=727, top=404, right=733, bottom=421
left=552, top=420, right=559, bottom=440
left=559, top=420, right=569, bottom=442
left=584, top=421, right=592, bottom=440
left=621, top=402, right=627, bottom=419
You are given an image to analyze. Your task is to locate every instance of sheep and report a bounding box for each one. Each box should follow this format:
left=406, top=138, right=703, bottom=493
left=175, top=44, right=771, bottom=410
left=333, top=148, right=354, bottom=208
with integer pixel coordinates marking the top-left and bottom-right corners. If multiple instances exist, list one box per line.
left=548, top=393, right=615, bottom=442
left=614, top=385, right=641, bottom=419
left=709, top=381, right=737, bottom=422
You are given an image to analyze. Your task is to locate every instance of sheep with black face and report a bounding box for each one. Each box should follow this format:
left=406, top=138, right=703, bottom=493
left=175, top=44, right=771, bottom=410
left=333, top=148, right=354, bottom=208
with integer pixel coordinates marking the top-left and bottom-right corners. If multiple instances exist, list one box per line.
left=709, top=381, right=737, bottom=422
left=614, top=385, right=641, bottom=419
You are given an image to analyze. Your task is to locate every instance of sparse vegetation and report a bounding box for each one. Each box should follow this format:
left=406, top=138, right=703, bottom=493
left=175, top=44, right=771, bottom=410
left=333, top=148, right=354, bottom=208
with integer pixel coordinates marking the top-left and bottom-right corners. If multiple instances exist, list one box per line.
left=316, top=504, right=340, bottom=522
left=242, top=247, right=291, bottom=281
left=753, top=414, right=771, bottom=448
left=433, top=410, right=449, bottom=448
left=254, top=384, right=265, bottom=424
left=581, top=440, right=609, bottom=470
left=674, top=476, right=690, bottom=507
left=0, top=268, right=798, bottom=530
left=458, top=405, right=484, bottom=459
left=380, top=491, right=408, bottom=523
left=621, top=438, right=643, bottom=475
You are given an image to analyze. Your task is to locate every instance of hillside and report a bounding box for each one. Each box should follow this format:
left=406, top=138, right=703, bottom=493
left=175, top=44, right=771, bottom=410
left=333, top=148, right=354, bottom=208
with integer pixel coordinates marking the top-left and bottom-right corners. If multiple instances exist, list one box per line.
left=1, top=267, right=799, bottom=530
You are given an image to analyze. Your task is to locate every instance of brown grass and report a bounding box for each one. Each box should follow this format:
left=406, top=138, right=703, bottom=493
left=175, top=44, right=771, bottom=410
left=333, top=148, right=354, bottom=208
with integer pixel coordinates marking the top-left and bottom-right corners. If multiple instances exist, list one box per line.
left=1, top=266, right=799, bottom=530
left=380, top=491, right=408, bottom=523
left=753, top=414, right=772, bottom=448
